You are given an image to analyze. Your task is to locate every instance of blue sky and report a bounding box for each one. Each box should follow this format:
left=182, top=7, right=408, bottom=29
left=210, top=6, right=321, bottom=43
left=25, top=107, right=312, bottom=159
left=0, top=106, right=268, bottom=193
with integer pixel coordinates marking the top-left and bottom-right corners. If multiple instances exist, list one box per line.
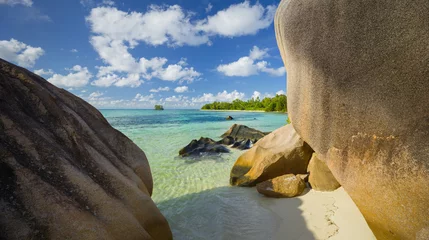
left=0, top=0, right=287, bottom=109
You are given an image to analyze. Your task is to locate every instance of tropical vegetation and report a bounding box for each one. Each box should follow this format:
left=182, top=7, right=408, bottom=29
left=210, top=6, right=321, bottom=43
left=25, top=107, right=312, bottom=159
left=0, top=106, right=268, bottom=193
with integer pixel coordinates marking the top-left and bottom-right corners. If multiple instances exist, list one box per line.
left=201, top=94, right=287, bottom=112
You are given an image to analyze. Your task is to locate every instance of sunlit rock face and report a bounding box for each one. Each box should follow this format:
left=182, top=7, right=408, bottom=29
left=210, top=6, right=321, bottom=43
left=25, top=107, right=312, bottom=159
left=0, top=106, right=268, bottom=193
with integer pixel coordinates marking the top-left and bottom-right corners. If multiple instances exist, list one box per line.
left=275, top=1, right=429, bottom=239
left=0, top=58, right=172, bottom=240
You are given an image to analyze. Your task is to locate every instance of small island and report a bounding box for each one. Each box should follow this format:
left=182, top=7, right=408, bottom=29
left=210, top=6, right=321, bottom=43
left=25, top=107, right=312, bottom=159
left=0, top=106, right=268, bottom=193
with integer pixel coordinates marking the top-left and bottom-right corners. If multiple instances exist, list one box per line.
left=154, top=105, right=164, bottom=110
left=201, top=94, right=287, bottom=112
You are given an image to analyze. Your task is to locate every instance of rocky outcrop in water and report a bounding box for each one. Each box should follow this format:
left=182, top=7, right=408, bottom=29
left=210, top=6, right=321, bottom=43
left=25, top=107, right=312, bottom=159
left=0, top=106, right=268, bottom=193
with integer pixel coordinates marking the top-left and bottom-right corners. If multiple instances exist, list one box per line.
left=221, top=124, right=267, bottom=143
left=179, top=124, right=267, bottom=157
left=275, top=0, right=429, bottom=239
left=307, top=154, right=340, bottom=191
left=256, top=174, right=305, bottom=198
left=179, top=137, right=230, bottom=157
left=0, top=59, right=172, bottom=240
left=230, top=124, right=313, bottom=186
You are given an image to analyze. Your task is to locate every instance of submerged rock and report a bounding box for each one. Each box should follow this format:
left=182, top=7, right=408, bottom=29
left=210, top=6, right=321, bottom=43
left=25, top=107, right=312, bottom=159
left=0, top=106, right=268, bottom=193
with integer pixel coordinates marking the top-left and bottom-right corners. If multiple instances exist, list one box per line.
left=256, top=174, right=306, bottom=198
left=0, top=59, right=172, bottom=240
left=275, top=0, right=429, bottom=238
left=230, top=124, right=313, bottom=186
left=179, top=137, right=230, bottom=157
left=221, top=124, right=267, bottom=143
left=307, top=154, right=340, bottom=191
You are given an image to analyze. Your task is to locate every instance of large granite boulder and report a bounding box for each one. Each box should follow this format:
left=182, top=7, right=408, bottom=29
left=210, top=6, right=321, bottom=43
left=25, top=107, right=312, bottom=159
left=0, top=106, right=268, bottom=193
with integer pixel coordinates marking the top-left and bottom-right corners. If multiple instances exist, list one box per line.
left=307, top=154, right=340, bottom=191
left=178, top=137, right=229, bottom=157
left=0, top=59, right=172, bottom=240
left=275, top=1, right=429, bottom=239
left=230, top=124, right=313, bottom=186
left=221, top=124, right=267, bottom=143
left=256, top=174, right=306, bottom=198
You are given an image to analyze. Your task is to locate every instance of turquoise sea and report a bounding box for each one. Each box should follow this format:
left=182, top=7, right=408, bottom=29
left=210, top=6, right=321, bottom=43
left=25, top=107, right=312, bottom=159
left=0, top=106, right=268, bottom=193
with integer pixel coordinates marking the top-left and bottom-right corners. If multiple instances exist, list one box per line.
left=101, top=109, right=287, bottom=240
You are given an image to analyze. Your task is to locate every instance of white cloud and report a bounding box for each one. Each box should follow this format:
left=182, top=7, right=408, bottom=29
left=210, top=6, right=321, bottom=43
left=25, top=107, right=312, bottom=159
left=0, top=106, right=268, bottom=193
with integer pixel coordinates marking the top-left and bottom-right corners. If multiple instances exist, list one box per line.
left=80, top=0, right=94, bottom=7
left=196, top=1, right=276, bottom=37
left=134, top=93, right=155, bottom=102
left=251, top=91, right=261, bottom=99
left=102, top=0, right=114, bottom=6
left=0, top=39, right=44, bottom=67
left=276, top=90, right=286, bottom=95
left=70, top=49, right=78, bottom=53
left=88, top=91, right=104, bottom=100
left=0, top=0, right=33, bottom=6
left=217, top=46, right=285, bottom=77
left=47, top=65, right=92, bottom=88
left=150, top=86, right=170, bottom=93
left=34, top=68, right=54, bottom=76
left=85, top=2, right=275, bottom=87
left=249, top=45, right=269, bottom=60
left=165, top=95, right=188, bottom=102
left=88, top=34, right=201, bottom=86
left=205, top=3, right=213, bottom=13
left=192, top=90, right=245, bottom=103
left=174, top=86, right=188, bottom=93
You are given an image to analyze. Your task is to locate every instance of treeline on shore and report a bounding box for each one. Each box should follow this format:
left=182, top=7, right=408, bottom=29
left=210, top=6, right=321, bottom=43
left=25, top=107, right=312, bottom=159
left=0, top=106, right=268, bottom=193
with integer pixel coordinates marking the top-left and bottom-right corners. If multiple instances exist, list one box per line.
left=201, top=94, right=287, bottom=112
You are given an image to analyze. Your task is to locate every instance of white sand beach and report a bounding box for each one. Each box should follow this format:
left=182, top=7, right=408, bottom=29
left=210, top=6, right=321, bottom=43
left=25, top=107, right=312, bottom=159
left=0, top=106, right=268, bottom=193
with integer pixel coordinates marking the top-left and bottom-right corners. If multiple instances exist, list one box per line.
left=265, top=187, right=376, bottom=240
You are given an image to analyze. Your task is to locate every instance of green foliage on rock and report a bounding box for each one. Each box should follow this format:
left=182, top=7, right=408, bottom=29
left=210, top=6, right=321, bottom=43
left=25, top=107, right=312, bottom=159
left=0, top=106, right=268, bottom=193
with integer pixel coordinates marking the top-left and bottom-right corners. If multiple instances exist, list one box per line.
left=201, top=94, right=287, bottom=112
left=154, top=105, right=164, bottom=110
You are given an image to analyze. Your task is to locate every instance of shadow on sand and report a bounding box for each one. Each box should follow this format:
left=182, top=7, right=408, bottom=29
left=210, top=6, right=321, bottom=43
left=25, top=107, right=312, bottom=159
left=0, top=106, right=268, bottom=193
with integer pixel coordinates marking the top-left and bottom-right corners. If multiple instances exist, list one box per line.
left=157, top=186, right=315, bottom=240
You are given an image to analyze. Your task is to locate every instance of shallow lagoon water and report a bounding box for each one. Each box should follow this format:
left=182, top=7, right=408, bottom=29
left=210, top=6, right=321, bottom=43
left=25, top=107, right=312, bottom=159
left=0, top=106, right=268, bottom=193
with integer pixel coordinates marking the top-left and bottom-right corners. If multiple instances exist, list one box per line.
left=101, top=109, right=287, bottom=239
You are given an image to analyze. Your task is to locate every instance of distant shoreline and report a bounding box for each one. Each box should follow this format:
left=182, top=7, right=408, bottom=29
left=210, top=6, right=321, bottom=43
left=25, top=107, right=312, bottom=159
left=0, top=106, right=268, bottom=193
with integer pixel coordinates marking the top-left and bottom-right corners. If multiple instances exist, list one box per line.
left=200, top=109, right=286, bottom=113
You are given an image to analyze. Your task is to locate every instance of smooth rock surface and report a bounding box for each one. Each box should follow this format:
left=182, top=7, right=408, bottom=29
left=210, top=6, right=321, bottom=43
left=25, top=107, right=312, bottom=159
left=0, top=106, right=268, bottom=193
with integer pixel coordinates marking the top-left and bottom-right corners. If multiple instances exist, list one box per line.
left=307, top=154, right=341, bottom=191
left=230, top=124, right=313, bottom=186
left=275, top=1, right=429, bottom=239
left=0, top=59, right=172, bottom=240
left=179, top=137, right=230, bottom=157
left=221, top=124, right=267, bottom=143
left=256, top=174, right=305, bottom=198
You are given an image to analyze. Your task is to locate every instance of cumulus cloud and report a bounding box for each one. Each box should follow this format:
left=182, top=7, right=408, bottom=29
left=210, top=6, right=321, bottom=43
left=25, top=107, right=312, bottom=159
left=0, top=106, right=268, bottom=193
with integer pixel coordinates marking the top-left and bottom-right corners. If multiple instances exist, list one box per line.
left=70, top=49, right=78, bottom=53
left=47, top=65, right=92, bottom=88
left=0, top=39, right=44, bottom=67
left=217, top=46, right=285, bottom=77
left=174, top=86, right=188, bottom=93
left=85, top=2, right=275, bottom=87
left=196, top=1, right=275, bottom=37
left=205, top=3, right=213, bottom=13
left=34, top=68, right=54, bottom=76
left=88, top=91, right=105, bottom=100
left=0, top=0, right=33, bottom=6
left=276, top=90, right=286, bottom=95
left=101, top=0, right=114, bottom=6
left=150, top=87, right=170, bottom=93
left=165, top=95, right=188, bottom=102
left=86, top=1, right=274, bottom=47
left=251, top=91, right=261, bottom=99
left=88, top=33, right=201, bottom=86
left=134, top=93, right=155, bottom=102
left=192, top=90, right=245, bottom=103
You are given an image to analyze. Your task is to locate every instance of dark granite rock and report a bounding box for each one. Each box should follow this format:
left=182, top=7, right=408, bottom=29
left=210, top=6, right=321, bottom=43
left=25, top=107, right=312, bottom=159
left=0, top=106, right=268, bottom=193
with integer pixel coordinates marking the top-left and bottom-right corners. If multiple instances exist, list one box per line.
left=216, top=136, right=235, bottom=145
left=221, top=124, right=267, bottom=143
left=179, top=137, right=230, bottom=157
left=0, top=58, right=172, bottom=240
